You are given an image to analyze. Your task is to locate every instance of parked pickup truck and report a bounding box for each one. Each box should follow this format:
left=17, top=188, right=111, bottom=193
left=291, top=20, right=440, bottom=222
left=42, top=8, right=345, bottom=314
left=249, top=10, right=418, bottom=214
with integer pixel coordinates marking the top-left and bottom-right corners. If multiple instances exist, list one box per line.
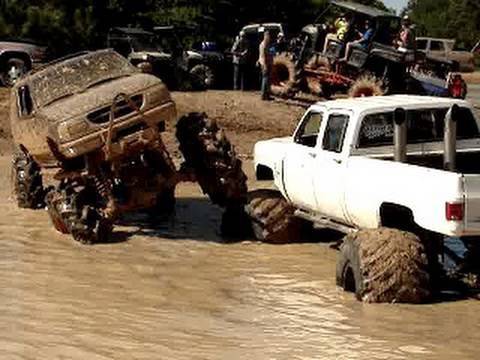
left=416, top=37, right=476, bottom=73
left=251, top=95, right=480, bottom=303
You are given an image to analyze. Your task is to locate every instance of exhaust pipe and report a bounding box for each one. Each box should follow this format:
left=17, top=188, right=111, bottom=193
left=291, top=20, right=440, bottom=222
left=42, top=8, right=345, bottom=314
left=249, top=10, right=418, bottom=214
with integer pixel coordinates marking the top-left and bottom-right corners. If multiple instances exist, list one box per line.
left=393, top=107, right=407, bottom=163
left=444, top=104, right=459, bottom=171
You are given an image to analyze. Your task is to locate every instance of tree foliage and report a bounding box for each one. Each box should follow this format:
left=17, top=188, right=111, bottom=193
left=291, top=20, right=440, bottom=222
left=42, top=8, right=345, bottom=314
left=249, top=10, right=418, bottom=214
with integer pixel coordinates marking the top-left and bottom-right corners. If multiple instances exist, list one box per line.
left=0, top=0, right=398, bottom=56
left=405, top=0, right=479, bottom=49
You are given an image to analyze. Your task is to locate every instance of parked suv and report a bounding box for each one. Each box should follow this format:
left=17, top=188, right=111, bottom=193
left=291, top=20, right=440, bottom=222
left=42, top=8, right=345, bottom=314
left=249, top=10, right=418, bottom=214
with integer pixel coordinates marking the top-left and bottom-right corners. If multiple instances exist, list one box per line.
left=107, top=27, right=208, bottom=90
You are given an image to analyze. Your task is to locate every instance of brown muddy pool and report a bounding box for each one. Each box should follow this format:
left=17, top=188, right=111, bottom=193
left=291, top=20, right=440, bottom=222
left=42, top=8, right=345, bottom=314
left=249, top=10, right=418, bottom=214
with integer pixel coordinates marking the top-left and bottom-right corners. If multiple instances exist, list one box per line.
left=1, top=156, right=479, bottom=359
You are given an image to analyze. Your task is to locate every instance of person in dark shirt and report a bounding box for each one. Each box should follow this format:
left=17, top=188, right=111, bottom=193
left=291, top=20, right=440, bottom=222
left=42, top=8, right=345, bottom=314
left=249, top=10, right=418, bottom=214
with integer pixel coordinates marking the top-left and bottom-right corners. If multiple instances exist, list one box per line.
left=340, top=19, right=374, bottom=62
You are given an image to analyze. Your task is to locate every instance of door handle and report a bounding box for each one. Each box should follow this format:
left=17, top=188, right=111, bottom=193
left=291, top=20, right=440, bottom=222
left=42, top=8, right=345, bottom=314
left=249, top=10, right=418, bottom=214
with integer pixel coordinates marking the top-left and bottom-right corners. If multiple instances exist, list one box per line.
left=333, top=158, right=342, bottom=164
left=308, top=152, right=317, bottom=159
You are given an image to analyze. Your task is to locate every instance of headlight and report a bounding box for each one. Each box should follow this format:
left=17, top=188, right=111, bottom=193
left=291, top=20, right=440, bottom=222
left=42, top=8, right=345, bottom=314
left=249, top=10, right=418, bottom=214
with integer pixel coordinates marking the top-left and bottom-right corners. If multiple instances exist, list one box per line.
left=141, top=54, right=149, bottom=61
left=57, top=122, right=70, bottom=142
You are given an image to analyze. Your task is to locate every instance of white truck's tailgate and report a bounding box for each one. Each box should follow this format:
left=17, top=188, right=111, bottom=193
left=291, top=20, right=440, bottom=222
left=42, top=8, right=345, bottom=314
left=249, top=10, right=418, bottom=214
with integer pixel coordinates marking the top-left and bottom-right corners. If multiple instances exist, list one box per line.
left=463, top=175, right=480, bottom=233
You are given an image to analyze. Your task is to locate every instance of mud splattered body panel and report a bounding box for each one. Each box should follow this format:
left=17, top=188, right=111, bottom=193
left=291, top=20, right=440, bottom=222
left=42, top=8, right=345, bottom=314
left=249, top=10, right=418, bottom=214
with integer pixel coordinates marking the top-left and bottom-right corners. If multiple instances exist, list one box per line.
left=10, top=50, right=175, bottom=165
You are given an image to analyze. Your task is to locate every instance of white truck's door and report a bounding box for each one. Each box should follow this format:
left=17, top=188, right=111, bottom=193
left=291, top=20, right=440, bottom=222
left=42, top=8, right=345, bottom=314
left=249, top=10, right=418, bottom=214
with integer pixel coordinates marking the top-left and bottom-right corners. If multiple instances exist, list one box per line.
left=312, top=110, right=351, bottom=223
left=282, top=110, right=324, bottom=210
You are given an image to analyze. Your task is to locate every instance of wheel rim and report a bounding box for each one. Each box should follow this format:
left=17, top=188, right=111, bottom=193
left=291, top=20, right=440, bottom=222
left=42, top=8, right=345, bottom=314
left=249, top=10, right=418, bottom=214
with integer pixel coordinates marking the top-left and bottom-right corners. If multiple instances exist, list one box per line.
left=6, top=64, right=24, bottom=85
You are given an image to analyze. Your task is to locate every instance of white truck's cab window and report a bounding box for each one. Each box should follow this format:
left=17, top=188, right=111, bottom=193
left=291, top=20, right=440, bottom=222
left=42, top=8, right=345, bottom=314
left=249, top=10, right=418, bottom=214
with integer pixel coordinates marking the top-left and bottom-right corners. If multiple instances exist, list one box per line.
left=322, top=114, right=349, bottom=153
left=294, top=111, right=323, bottom=147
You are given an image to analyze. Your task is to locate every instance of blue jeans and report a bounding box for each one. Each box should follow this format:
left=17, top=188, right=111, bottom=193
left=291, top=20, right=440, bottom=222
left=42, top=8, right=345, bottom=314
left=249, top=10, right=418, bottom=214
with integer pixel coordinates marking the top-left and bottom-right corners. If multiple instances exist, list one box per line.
left=261, top=68, right=271, bottom=99
left=233, top=63, right=245, bottom=90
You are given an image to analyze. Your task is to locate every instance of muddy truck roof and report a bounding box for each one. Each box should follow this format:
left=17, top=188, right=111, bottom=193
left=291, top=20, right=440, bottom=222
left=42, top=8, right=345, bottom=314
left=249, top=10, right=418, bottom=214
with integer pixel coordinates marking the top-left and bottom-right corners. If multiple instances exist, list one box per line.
left=14, top=49, right=139, bottom=109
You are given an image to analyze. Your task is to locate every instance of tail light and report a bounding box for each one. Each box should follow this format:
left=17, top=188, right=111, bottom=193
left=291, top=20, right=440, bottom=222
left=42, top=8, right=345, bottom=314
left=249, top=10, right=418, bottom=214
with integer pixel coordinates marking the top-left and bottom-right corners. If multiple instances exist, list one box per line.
left=446, top=202, right=464, bottom=221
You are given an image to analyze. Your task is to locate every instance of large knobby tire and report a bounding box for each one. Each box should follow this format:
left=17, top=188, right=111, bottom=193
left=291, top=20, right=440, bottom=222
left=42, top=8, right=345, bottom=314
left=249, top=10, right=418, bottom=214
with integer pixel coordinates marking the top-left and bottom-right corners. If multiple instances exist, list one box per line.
left=12, top=149, right=45, bottom=209
left=336, top=228, right=431, bottom=303
left=305, top=55, right=331, bottom=96
left=45, top=182, right=112, bottom=245
left=176, top=112, right=248, bottom=208
left=348, top=75, right=385, bottom=98
left=2, top=58, right=27, bottom=87
left=190, top=64, right=215, bottom=89
left=245, top=189, right=302, bottom=244
left=270, top=54, right=300, bottom=97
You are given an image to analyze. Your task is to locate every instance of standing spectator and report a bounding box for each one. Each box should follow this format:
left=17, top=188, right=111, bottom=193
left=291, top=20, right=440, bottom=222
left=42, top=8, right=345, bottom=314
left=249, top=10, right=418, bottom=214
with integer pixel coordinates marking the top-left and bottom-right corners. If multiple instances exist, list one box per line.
left=231, top=32, right=249, bottom=90
left=396, top=16, right=416, bottom=51
left=258, top=30, right=274, bottom=100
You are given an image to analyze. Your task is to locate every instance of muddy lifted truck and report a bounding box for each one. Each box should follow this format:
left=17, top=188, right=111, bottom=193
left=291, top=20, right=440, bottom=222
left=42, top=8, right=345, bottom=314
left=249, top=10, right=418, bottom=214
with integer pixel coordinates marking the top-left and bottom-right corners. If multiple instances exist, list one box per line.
left=253, top=95, right=480, bottom=303
left=10, top=49, right=247, bottom=244
left=271, top=0, right=466, bottom=100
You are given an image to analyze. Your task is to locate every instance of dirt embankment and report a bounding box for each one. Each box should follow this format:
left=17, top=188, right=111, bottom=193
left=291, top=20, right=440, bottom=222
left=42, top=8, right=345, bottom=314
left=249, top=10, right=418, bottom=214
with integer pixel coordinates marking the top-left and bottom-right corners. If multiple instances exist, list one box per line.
left=463, top=71, right=480, bottom=85
left=172, top=90, right=304, bottom=157
left=0, top=89, right=304, bottom=158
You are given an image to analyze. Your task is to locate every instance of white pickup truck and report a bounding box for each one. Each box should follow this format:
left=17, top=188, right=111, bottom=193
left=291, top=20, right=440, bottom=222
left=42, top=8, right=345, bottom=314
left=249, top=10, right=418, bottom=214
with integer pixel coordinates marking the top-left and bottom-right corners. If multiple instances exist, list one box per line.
left=251, top=95, right=480, bottom=303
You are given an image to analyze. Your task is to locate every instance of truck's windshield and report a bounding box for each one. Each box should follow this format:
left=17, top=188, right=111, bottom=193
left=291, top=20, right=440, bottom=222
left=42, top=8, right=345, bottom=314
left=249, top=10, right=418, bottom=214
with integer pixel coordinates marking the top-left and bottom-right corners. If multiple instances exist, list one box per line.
left=358, top=107, right=479, bottom=148
left=30, top=51, right=137, bottom=108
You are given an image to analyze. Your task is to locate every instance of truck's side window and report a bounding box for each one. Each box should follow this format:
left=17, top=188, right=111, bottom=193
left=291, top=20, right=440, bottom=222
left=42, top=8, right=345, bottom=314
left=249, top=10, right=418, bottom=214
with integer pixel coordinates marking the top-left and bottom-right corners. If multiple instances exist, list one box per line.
left=322, top=114, right=349, bottom=153
left=294, top=111, right=323, bottom=147
left=18, top=85, right=33, bottom=117
left=416, top=39, right=428, bottom=50
left=358, top=107, right=480, bottom=148
left=430, top=41, right=444, bottom=52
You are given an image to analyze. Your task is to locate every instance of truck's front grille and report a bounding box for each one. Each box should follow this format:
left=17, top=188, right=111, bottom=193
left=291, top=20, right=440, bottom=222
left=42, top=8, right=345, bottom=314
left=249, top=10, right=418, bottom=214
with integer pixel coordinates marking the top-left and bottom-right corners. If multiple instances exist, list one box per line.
left=87, top=94, right=144, bottom=124
left=114, top=122, right=147, bottom=141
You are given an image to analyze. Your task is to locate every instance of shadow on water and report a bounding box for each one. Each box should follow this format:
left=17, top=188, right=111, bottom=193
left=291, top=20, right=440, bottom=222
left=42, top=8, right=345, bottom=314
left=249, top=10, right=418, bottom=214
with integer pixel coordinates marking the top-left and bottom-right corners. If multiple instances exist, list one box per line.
left=110, top=197, right=343, bottom=246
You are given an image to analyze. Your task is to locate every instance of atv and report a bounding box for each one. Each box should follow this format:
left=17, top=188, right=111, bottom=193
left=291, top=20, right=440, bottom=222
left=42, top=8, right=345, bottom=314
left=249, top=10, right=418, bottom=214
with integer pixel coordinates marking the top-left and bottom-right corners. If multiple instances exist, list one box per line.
left=10, top=49, right=247, bottom=244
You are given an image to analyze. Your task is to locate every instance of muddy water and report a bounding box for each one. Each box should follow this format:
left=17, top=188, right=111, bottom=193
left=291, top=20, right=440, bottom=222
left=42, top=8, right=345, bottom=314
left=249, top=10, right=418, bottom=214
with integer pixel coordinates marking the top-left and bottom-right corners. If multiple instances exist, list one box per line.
left=1, top=156, right=479, bottom=360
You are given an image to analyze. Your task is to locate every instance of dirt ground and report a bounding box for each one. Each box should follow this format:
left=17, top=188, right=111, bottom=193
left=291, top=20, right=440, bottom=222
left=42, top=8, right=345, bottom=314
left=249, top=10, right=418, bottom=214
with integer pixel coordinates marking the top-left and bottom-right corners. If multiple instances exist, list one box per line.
left=462, top=71, right=480, bottom=85
left=0, top=88, right=305, bottom=158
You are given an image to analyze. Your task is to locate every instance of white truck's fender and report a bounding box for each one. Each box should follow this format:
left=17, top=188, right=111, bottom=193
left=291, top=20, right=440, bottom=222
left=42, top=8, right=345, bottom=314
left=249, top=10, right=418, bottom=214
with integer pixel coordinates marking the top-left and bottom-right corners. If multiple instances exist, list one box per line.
left=253, top=136, right=293, bottom=197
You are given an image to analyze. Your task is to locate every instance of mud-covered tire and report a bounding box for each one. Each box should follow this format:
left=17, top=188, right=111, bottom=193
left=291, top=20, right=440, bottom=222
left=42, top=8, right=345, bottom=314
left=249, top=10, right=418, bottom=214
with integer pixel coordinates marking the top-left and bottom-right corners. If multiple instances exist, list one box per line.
left=270, top=54, right=300, bottom=97
left=245, top=189, right=302, bottom=244
left=305, top=55, right=331, bottom=96
left=348, top=75, right=385, bottom=98
left=176, top=112, right=247, bottom=207
left=336, top=228, right=431, bottom=303
left=190, top=64, right=215, bottom=89
left=220, top=204, right=253, bottom=239
left=45, top=182, right=112, bottom=244
left=12, top=149, right=45, bottom=209
left=151, top=187, right=176, bottom=216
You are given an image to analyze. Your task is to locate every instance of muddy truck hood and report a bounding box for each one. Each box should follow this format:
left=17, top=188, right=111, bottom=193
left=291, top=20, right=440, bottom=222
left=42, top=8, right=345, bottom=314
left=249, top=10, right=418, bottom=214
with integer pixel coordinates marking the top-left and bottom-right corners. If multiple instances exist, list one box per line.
left=38, top=74, right=162, bottom=123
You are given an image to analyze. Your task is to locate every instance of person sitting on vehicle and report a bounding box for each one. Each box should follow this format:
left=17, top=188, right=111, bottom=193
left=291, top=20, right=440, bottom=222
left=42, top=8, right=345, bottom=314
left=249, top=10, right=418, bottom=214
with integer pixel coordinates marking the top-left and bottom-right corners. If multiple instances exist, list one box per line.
left=395, top=16, right=415, bottom=51
left=340, top=19, right=374, bottom=62
left=323, top=13, right=351, bottom=53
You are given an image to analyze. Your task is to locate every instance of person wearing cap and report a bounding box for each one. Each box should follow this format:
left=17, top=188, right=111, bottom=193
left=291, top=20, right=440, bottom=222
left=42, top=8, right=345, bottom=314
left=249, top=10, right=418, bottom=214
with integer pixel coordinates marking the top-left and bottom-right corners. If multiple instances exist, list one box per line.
left=231, top=31, right=249, bottom=90
left=323, top=13, right=351, bottom=53
left=340, top=19, right=374, bottom=62
left=396, top=15, right=415, bottom=51
left=257, top=30, right=274, bottom=100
